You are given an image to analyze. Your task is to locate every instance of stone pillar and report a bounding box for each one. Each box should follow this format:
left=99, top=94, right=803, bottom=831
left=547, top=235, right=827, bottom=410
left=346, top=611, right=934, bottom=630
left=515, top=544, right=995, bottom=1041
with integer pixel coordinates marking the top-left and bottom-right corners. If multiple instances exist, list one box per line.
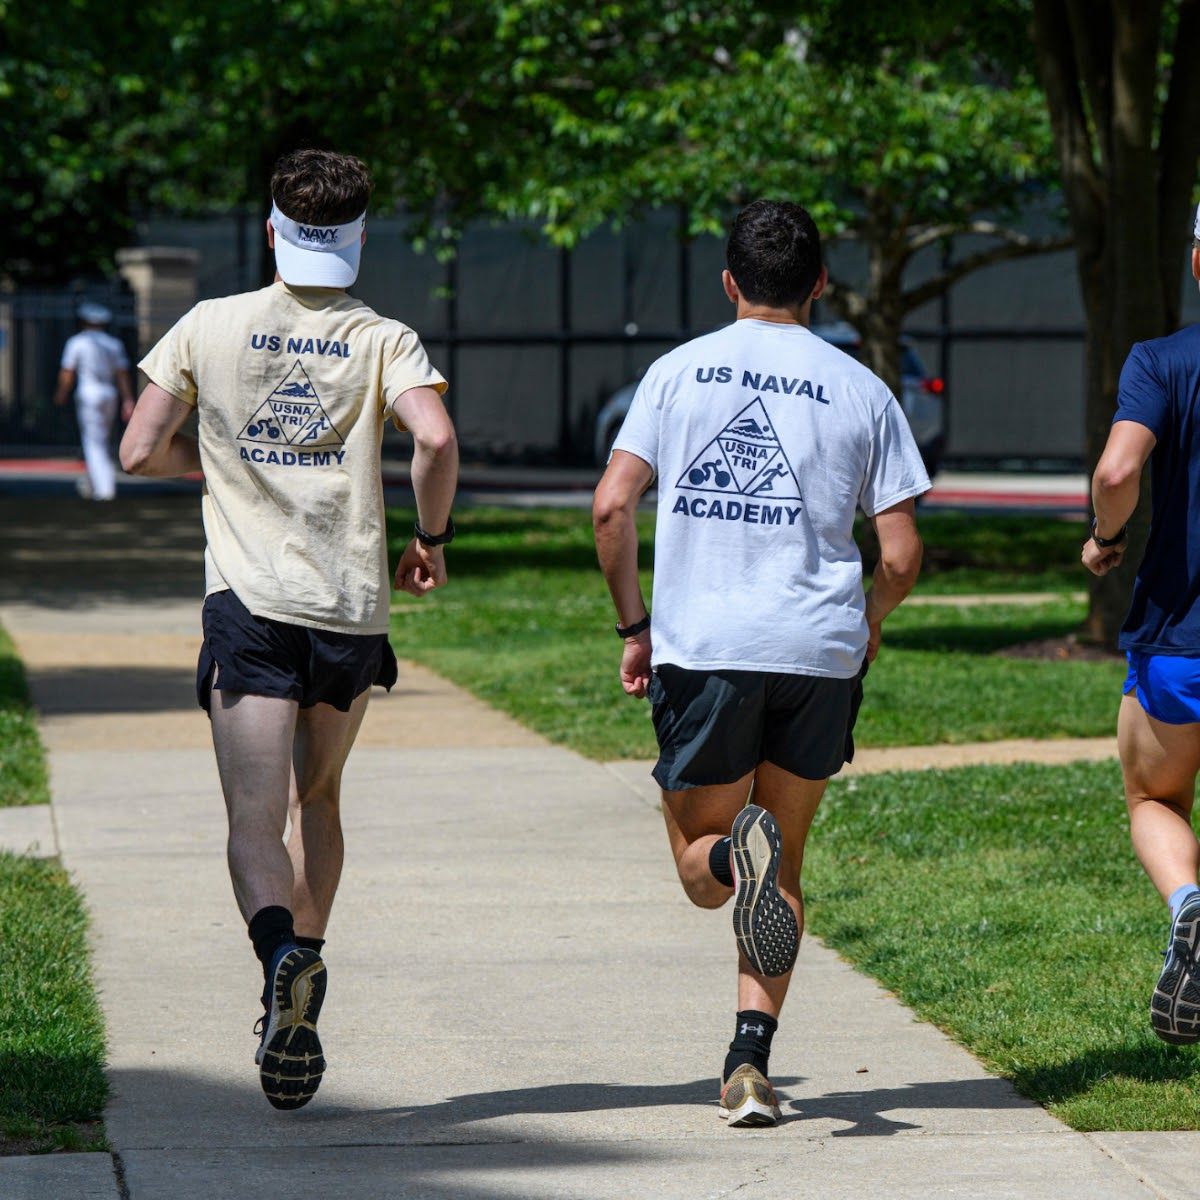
left=115, top=247, right=201, bottom=358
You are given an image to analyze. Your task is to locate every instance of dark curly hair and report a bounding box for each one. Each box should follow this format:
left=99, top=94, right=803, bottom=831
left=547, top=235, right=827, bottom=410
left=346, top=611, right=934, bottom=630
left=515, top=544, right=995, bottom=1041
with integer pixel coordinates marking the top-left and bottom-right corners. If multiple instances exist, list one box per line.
left=726, top=199, right=823, bottom=310
left=271, top=149, right=373, bottom=225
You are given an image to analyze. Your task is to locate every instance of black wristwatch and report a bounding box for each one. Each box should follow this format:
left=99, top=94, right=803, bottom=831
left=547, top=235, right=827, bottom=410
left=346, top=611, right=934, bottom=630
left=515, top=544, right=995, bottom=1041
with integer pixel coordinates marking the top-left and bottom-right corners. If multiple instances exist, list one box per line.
left=414, top=516, right=455, bottom=547
left=1090, top=517, right=1127, bottom=549
left=616, top=614, right=651, bottom=639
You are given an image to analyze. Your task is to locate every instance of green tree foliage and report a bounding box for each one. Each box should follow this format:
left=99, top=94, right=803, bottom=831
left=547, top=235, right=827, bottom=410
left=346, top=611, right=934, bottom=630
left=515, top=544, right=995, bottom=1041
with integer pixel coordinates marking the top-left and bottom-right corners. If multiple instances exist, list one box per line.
left=0, top=0, right=775, bottom=283
left=493, top=37, right=1066, bottom=389
left=0, top=0, right=160, bottom=282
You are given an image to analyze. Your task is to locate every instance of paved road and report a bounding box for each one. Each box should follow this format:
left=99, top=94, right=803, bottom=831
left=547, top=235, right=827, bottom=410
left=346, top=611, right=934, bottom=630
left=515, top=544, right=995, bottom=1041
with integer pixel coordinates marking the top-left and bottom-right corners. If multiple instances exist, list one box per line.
left=0, top=456, right=1088, bottom=515
left=0, top=496, right=1185, bottom=1199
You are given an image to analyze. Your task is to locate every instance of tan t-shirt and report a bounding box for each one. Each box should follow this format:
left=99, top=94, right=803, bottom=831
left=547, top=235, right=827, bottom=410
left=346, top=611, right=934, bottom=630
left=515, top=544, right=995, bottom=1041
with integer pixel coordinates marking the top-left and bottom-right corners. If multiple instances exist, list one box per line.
left=140, top=282, right=446, bottom=634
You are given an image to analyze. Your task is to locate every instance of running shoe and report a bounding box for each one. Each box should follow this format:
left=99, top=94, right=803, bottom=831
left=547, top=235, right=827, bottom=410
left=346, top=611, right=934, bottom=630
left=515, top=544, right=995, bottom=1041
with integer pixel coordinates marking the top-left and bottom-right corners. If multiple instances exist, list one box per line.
left=718, top=1063, right=782, bottom=1127
left=731, top=804, right=799, bottom=977
left=1151, top=893, right=1200, bottom=1045
left=255, top=946, right=328, bottom=1109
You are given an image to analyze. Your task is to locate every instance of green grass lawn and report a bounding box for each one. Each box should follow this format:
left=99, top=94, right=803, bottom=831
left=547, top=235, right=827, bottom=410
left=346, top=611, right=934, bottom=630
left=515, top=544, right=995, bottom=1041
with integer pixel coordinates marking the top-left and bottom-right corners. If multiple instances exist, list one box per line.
left=0, top=852, right=108, bottom=1153
left=387, top=508, right=1121, bottom=758
left=806, top=761, right=1197, bottom=1130
left=0, top=624, right=48, bottom=807
left=0, top=623, right=107, bottom=1153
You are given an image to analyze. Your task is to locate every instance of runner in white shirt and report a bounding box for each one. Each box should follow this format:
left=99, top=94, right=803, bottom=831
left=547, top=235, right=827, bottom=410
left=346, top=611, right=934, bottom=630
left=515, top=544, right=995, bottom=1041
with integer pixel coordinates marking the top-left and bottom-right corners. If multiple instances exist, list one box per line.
left=53, top=303, right=135, bottom=500
left=593, top=199, right=929, bottom=1127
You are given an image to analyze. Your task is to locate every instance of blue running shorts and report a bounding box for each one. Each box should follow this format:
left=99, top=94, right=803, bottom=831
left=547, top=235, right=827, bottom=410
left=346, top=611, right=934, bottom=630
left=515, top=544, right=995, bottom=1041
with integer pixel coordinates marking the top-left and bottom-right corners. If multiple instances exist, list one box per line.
left=1124, top=651, right=1200, bottom=725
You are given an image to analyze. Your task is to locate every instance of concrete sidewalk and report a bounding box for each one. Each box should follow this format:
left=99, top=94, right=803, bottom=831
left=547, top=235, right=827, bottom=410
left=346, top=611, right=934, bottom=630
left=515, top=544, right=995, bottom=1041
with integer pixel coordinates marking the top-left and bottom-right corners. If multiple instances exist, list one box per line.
left=0, top=496, right=1185, bottom=1199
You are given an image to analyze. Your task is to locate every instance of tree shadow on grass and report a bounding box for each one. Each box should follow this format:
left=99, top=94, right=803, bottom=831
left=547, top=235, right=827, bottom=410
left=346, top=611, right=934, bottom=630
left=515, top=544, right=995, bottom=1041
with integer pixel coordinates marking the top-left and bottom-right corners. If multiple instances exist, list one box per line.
left=881, top=616, right=1088, bottom=656
left=0, top=1050, right=107, bottom=1152
left=1012, top=1041, right=1200, bottom=1110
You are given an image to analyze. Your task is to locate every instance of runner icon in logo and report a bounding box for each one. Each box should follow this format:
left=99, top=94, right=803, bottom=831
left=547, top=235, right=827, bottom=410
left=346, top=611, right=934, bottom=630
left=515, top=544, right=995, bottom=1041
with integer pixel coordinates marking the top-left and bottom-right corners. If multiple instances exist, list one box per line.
left=237, top=361, right=344, bottom=448
left=676, top=398, right=802, bottom=501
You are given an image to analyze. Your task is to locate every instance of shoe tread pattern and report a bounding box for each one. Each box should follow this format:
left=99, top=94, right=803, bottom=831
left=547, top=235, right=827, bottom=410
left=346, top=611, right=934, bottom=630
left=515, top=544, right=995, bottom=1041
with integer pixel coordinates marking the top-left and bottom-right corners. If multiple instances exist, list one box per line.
left=1152, top=899, right=1200, bottom=1045
left=260, top=948, right=327, bottom=1110
left=731, top=805, right=799, bottom=978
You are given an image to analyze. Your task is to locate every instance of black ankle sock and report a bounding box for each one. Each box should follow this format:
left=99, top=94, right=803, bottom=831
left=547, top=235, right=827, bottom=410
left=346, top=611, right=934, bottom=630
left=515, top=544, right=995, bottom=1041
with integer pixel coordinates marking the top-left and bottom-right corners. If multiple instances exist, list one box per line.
left=709, top=836, right=734, bottom=888
left=724, top=1009, right=778, bottom=1081
left=247, top=905, right=296, bottom=979
left=295, top=935, right=325, bottom=955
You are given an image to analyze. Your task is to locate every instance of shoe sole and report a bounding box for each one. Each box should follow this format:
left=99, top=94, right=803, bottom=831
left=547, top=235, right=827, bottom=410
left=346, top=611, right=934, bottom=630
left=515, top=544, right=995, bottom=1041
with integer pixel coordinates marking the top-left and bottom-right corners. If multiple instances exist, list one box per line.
left=257, top=948, right=327, bottom=1110
left=731, top=805, right=798, bottom=978
left=1152, top=905, right=1200, bottom=1045
left=718, top=1097, right=781, bottom=1127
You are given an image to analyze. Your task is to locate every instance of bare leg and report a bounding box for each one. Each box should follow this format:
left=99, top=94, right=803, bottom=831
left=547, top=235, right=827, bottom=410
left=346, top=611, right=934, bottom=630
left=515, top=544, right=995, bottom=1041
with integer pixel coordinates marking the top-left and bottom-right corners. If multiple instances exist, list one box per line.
left=661, top=773, right=754, bottom=909
left=287, top=690, right=371, bottom=938
left=1118, top=694, right=1200, bottom=903
left=736, top=761, right=827, bottom=1019
left=210, top=691, right=299, bottom=920
left=661, top=763, right=826, bottom=1019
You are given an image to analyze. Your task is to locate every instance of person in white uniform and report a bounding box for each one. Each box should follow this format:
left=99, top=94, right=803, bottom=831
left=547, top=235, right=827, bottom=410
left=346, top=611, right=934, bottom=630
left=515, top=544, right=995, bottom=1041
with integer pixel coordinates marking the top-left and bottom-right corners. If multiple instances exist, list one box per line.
left=54, top=302, right=135, bottom=500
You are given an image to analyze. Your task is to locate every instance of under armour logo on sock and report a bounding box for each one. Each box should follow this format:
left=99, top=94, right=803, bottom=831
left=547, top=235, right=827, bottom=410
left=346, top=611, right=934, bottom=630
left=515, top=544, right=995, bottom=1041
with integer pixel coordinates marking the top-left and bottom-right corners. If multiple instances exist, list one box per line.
left=740, top=1022, right=765, bottom=1037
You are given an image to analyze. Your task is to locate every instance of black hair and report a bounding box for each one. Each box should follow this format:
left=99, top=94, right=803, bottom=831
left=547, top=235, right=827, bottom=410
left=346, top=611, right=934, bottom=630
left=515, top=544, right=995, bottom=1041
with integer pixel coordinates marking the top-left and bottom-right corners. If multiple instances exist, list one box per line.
left=726, top=199, right=823, bottom=310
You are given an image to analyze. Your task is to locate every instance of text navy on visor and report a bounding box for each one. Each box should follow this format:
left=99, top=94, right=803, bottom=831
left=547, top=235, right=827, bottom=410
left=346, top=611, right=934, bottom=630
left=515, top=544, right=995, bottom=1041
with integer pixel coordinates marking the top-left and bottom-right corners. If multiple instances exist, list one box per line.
left=269, top=204, right=367, bottom=288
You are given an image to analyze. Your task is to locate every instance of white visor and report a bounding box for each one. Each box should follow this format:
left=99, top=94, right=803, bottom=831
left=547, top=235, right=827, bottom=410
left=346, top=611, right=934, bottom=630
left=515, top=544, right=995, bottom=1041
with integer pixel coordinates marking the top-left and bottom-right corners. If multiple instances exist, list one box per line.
left=270, top=203, right=366, bottom=287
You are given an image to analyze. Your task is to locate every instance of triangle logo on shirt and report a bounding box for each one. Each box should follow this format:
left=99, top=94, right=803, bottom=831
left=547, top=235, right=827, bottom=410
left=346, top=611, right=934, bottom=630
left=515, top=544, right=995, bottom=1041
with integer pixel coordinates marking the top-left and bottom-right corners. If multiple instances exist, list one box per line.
left=675, top=398, right=802, bottom=501
left=237, top=360, right=344, bottom=448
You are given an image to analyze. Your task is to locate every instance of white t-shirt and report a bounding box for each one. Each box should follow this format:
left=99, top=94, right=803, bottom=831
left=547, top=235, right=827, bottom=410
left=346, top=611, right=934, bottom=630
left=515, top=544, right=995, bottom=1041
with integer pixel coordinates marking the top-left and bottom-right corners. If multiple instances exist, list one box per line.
left=61, top=330, right=128, bottom=402
left=140, top=282, right=446, bottom=635
left=612, top=318, right=930, bottom=678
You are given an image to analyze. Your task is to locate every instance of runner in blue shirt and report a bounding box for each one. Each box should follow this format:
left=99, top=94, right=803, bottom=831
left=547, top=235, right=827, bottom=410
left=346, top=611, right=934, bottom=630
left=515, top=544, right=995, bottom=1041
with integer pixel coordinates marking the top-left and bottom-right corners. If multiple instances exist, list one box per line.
left=1084, top=203, right=1200, bottom=1045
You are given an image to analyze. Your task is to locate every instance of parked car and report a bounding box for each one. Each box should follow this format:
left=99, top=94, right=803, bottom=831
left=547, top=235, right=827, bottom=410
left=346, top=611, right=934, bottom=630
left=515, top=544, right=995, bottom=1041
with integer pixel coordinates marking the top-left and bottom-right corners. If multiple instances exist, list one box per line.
left=593, top=322, right=947, bottom=478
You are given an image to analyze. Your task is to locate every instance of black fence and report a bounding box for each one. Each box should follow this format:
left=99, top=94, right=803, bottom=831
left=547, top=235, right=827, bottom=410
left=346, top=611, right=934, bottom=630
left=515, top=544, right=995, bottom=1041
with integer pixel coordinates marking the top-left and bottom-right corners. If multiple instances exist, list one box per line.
left=3, top=207, right=1140, bottom=466
left=0, top=287, right=137, bottom=449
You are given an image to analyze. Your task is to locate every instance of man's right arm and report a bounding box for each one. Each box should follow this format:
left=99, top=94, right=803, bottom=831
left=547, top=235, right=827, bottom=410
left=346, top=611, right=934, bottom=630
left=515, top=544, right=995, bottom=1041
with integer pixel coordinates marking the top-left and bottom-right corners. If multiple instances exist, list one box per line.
left=593, top=450, right=655, bottom=697
left=52, top=368, right=76, bottom=407
left=119, top=383, right=201, bottom=477
left=864, top=499, right=922, bottom=662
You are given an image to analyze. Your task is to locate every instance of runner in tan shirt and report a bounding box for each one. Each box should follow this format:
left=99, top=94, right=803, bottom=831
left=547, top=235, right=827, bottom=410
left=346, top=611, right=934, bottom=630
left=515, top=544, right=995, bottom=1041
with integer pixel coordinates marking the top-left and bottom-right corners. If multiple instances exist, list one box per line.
left=120, top=150, right=458, bottom=1110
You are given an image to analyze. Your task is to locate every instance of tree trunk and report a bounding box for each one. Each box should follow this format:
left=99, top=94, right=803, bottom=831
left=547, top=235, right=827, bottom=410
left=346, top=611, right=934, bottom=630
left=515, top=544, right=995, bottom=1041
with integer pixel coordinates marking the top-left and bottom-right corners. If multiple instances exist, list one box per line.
left=859, top=309, right=904, bottom=397
left=856, top=236, right=905, bottom=397
left=1078, top=244, right=1168, bottom=645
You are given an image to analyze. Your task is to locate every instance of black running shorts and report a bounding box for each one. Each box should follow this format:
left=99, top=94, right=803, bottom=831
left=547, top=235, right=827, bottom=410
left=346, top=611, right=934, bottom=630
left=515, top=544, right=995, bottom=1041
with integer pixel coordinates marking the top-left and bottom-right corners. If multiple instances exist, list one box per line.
left=197, top=588, right=398, bottom=715
left=648, top=662, right=867, bottom=790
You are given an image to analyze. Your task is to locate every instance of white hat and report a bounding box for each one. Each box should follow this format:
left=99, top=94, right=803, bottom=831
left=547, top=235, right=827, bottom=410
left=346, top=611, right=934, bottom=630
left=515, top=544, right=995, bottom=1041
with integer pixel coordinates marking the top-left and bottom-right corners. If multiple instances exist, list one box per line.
left=78, top=301, right=111, bottom=324
left=270, top=203, right=366, bottom=287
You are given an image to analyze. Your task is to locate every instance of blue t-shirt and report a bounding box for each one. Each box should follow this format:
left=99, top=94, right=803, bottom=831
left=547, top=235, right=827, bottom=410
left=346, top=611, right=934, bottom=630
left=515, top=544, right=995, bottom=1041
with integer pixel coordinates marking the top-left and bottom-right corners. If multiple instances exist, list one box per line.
left=1115, top=324, right=1200, bottom=654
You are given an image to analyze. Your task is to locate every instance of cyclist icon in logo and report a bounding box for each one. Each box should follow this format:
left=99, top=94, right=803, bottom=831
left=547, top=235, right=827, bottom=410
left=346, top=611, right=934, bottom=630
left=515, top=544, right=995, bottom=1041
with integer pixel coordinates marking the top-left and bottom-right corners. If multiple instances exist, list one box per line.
left=688, top=459, right=732, bottom=488
left=247, top=418, right=283, bottom=440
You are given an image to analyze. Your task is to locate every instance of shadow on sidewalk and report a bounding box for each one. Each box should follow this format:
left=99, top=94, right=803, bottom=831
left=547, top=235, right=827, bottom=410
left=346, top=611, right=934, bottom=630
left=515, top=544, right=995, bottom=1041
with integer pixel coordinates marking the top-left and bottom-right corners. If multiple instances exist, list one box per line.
left=106, top=1067, right=1037, bottom=1149
left=0, top=496, right=204, bottom=609
left=781, top=1075, right=1033, bottom=1136
left=30, top=665, right=198, bottom=714
left=316, top=1074, right=1029, bottom=1138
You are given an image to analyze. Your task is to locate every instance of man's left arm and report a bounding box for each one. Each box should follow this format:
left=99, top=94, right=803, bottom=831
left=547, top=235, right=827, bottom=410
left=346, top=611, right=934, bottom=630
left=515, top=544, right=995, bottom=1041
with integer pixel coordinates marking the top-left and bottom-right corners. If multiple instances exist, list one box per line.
left=1083, top=421, right=1156, bottom=576
left=119, top=383, right=201, bottom=477
left=593, top=450, right=655, bottom=697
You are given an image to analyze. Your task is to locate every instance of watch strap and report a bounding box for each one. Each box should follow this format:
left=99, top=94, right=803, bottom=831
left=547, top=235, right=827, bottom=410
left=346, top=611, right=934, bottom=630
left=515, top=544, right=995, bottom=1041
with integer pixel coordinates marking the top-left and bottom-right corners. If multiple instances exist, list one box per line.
left=415, top=516, right=455, bottom=547
left=616, top=614, right=651, bottom=639
left=1090, top=518, right=1127, bottom=548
